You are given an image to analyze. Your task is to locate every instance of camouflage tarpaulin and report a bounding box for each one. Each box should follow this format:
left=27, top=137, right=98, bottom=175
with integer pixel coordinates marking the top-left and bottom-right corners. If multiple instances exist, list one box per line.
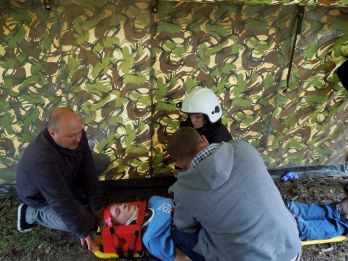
left=0, top=0, right=347, bottom=182
left=152, top=2, right=348, bottom=172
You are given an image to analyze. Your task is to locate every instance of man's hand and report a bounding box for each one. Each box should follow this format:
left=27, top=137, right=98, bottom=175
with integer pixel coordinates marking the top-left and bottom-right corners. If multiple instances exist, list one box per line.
left=80, top=234, right=98, bottom=252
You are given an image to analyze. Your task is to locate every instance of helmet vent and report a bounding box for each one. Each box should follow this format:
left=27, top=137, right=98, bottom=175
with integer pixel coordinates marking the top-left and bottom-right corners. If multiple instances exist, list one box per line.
left=212, top=106, right=220, bottom=114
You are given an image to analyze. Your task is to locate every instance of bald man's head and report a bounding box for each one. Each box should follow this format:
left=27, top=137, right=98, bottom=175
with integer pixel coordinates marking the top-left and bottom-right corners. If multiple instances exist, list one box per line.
left=48, top=107, right=83, bottom=150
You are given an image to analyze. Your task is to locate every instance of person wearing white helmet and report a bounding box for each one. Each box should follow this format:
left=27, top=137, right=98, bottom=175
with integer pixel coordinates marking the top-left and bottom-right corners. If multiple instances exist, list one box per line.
left=177, top=87, right=232, bottom=144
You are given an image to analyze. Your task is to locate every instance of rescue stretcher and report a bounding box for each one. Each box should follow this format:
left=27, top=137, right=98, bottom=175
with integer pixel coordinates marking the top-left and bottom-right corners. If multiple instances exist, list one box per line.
left=93, top=234, right=348, bottom=259
left=92, top=199, right=347, bottom=259
left=93, top=201, right=147, bottom=259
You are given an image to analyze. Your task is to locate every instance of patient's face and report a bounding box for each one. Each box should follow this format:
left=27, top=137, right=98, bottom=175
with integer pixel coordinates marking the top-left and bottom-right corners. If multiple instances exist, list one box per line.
left=110, top=203, right=137, bottom=225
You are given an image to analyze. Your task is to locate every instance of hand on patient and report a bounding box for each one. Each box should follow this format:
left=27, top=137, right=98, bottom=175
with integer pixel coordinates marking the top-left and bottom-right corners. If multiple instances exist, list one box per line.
left=80, top=234, right=98, bottom=252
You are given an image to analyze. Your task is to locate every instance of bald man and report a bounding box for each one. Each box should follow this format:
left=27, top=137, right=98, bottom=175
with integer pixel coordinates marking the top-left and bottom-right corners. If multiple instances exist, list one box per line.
left=16, top=107, right=102, bottom=251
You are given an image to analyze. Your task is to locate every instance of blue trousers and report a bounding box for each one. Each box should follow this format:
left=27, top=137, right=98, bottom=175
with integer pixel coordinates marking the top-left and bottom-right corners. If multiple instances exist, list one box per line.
left=172, top=226, right=206, bottom=261
left=287, top=202, right=348, bottom=240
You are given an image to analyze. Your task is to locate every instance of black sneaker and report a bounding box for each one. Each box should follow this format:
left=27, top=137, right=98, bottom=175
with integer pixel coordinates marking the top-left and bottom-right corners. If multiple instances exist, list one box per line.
left=17, top=203, right=36, bottom=233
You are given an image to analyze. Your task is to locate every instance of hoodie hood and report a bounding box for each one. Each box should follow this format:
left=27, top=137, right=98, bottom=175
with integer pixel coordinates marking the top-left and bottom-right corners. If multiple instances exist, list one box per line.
left=176, top=142, right=234, bottom=190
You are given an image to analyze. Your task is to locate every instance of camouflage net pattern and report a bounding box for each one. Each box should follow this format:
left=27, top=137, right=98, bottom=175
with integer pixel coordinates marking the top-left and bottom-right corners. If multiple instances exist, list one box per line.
left=0, top=0, right=347, bottom=180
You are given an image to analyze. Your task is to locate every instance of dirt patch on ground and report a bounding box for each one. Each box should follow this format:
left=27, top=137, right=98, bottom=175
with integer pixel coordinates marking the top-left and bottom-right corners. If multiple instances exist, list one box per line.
left=1, top=176, right=348, bottom=261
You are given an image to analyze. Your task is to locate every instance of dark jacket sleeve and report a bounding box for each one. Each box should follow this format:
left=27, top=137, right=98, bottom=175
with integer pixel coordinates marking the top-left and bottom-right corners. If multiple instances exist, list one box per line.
left=207, top=123, right=232, bottom=144
left=31, top=155, right=96, bottom=238
left=79, top=131, right=102, bottom=212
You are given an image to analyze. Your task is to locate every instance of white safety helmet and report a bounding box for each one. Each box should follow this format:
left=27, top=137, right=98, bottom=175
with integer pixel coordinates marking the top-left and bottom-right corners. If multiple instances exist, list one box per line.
left=177, top=87, right=222, bottom=123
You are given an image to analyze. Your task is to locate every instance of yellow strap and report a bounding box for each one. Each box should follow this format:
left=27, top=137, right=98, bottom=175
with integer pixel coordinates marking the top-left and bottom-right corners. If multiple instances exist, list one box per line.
left=301, top=235, right=347, bottom=246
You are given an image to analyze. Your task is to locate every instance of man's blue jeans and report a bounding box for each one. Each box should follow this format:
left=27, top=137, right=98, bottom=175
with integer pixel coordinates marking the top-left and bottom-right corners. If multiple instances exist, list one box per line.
left=26, top=204, right=95, bottom=238
left=172, top=225, right=206, bottom=261
left=287, top=202, right=348, bottom=240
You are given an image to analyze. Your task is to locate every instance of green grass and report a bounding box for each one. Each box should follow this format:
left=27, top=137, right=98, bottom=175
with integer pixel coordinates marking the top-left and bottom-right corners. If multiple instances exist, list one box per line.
left=0, top=197, right=40, bottom=259
left=0, top=197, right=99, bottom=261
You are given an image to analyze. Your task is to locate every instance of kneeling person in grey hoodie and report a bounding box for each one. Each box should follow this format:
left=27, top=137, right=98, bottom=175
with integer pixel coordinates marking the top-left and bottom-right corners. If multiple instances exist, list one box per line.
left=167, top=127, right=301, bottom=261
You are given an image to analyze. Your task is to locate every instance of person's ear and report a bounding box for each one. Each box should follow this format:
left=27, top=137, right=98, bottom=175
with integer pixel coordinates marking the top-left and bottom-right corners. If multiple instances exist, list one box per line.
left=48, top=128, right=56, bottom=138
left=201, top=135, right=209, bottom=145
left=175, top=162, right=187, bottom=170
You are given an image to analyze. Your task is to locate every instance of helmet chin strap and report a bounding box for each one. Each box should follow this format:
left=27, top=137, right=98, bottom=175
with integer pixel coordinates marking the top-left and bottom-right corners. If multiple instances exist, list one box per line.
left=125, top=207, right=139, bottom=225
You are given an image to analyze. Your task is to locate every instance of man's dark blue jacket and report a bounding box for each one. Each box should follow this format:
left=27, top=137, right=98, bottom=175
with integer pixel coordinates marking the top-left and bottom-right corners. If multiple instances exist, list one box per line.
left=16, top=128, right=101, bottom=237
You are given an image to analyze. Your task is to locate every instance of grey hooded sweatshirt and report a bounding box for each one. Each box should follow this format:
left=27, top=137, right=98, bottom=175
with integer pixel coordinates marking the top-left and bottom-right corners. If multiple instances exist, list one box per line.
left=169, top=141, right=301, bottom=261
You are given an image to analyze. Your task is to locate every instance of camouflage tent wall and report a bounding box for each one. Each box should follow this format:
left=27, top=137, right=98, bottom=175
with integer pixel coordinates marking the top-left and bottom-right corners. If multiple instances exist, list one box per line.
left=1, top=0, right=347, bottom=181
